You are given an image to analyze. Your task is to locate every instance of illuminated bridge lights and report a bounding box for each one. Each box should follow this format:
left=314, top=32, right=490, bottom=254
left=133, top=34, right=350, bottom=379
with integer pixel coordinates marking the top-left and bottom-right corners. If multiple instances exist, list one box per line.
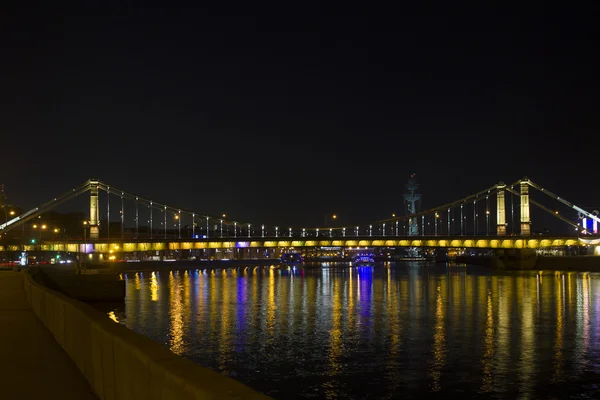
left=3, top=236, right=582, bottom=253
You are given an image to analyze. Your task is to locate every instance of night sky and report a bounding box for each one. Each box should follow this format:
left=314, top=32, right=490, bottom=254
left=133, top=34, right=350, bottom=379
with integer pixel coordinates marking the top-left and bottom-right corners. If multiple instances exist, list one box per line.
left=1, top=4, right=598, bottom=228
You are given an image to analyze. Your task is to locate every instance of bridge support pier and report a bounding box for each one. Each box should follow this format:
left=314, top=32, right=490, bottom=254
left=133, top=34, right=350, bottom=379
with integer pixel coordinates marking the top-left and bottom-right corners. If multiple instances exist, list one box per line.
left=520, top=177, right=531, bottom=236
left=89, top=180, right=99, bottom=240
left=497, top=182, right=506, bottom=235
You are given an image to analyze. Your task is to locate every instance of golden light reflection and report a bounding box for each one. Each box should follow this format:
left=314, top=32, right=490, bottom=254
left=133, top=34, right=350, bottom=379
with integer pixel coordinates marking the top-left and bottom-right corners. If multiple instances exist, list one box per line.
left=252, top=267, right=259, bottom=330
left=430, top=283, right=445, bottom=392
left=196, top=270, right=206, bottom=335
left=496, top=279, right=510, bottom=393
left=218, top=268, right=233, bottom=371
left=108, top=311, right=118, bottom=323
left=581, top=273, right=590, bottom=352
left=210, top=269, right=218, bottom=340
left=169, top=271, right=185, bottom=355
left=116, top=264, right=600, bottom=397
left=567, top=272, right=573, bottom=306
left=279, top=268, right=290, bottom=331
left=518, top=275, right=535, bottom=395
left=552, top=273, right=565, bottom=383
left=328, top=279, right=343, bottom=376
left=266, top=268, right=276, bottom=337
left=150, top=271, right=158, bottom=301
left=480, top=290, right=494, bottom=392
left=134, top=272, right=141, bottom=291
left=347, top=268, right=355, bottom=332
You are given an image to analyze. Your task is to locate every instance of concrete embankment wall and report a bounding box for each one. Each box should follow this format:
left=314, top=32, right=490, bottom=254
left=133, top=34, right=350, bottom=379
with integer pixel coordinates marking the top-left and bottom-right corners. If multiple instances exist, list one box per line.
left=22, top=271, right=271, bottom=400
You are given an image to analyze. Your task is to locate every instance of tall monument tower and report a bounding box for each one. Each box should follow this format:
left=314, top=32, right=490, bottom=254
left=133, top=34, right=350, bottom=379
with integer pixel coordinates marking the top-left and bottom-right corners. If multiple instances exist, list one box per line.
left=403, top=173, right=421, bottom=235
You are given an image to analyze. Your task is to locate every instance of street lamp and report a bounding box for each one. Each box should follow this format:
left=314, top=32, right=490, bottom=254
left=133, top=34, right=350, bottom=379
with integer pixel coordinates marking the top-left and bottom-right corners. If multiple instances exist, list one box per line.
left=1, top=208, right=14, bottom=229
left=81, top=221, right=88, bottom=272
left=39, top=224, right=47, bottom=240
left=324, top=213, right=337, bottom=227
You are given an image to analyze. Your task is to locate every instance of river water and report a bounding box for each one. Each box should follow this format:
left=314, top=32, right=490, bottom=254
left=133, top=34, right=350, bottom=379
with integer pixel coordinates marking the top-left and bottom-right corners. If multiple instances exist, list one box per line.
left=108, top=263, right=600, bottom=399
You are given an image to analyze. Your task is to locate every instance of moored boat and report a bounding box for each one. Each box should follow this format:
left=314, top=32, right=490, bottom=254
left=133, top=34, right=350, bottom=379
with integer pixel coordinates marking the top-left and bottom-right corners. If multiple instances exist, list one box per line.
left=280, top=253, right=304, bottom=265
left=352, top=252, right=376, bottom=266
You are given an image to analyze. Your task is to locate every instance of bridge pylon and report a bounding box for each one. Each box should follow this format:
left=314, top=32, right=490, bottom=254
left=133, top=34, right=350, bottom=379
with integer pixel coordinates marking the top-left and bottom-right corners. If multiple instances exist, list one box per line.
left=520, top=177, right=531, bottom=236
left=497, top=181, right=506, bottom=235
left=89, top=179, right=100, bottom=240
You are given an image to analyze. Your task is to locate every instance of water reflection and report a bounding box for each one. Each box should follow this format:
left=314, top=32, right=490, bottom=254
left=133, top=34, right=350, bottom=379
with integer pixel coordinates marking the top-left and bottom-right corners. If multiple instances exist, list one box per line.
left=168, top=271, right=185, bottom=355
left=112, top=265, right=600, bottom=399
left=480, top=289, right=493, bottom=393
left=430, top=283, right=445, bottom=392
left=150, top=271, right=158, bottom=301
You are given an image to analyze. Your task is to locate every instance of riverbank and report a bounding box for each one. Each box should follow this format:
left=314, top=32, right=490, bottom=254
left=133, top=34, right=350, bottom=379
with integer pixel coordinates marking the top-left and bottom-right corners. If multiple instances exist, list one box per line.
left=21, top=268, right=271, bottom=400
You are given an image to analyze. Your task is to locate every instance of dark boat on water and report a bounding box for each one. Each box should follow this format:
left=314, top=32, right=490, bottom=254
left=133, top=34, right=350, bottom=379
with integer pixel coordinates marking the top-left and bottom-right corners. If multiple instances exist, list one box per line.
left=352, top=252, right=376, bottom=266
left=280, top=253, right=304, bottom=264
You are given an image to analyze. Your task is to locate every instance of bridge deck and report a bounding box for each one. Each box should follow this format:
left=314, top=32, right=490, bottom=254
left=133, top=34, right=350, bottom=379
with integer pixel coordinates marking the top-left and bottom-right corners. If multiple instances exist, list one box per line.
left=0, top=271, right=97, bottom=399
left=1, top=235, right=585, bottom=253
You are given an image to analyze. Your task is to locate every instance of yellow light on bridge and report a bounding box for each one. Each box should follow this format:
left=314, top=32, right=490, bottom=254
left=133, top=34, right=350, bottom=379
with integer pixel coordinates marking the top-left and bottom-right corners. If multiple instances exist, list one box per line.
left=332, top=214, right=337, bottom=219
left=41, top=225, right=47, bottom=230
left=53, top=228, right=59, bottom=233
left=9, top=211, right=15, bottom=216
left=33, top=224, right=37, bottom=229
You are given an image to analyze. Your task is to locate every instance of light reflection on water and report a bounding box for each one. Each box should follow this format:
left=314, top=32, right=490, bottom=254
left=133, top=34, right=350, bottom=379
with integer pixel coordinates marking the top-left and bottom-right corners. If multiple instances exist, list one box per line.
left=110, top=265, right=600, bottom=399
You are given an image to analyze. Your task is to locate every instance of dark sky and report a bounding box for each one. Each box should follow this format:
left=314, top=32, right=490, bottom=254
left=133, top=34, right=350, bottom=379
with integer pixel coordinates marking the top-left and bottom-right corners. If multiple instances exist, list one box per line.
left=1, top=3, right=598, bottom=228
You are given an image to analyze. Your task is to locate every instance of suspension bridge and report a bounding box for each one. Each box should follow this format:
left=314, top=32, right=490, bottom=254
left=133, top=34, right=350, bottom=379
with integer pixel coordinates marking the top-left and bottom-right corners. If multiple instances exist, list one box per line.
left=0, top=177, right=599, bottom=261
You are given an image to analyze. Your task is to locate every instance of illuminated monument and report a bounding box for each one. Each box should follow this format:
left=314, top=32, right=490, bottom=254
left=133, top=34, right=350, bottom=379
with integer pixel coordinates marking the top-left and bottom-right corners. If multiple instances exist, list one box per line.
left=403, top=173, right=421, bottom=258
left=403, top=173, right=421, bottom=236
